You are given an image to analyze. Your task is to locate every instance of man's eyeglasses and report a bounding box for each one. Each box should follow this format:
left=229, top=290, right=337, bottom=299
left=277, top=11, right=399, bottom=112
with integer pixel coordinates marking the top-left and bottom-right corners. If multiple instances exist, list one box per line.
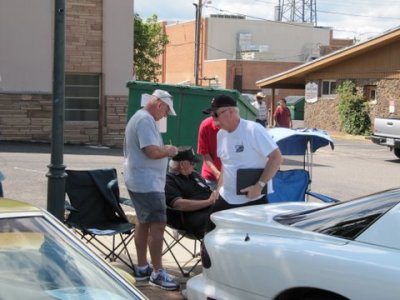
left=212, top=108, right=230, bottom=118
left=189, top=161, right=196, bottom=166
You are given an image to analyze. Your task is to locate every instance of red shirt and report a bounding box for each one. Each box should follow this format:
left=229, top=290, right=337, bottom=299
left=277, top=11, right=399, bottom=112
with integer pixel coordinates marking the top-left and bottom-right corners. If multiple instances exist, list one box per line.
left=197, top=117, right=221, bottom=181
left=274, top=105, right=291, bottom=128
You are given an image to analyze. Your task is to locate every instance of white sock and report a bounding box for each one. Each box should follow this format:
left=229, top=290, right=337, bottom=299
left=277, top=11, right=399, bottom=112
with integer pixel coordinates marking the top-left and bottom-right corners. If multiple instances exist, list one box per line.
left=137, top=264, right=149, bottom=271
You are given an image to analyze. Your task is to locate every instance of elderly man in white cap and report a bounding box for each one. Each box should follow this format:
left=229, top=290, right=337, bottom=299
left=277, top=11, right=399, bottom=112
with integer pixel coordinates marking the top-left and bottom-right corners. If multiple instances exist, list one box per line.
left=123, top=89, right=180, bottom=290
left=254, top=91, right=268, bottom=128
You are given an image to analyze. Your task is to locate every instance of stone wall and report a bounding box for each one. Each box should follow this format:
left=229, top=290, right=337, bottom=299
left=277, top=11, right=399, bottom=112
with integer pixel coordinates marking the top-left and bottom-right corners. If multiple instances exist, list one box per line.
left=0, top=93, right=52, bottom=142
left=371, top=79, right=400, bottom=119
left=304, top=78, right=400, bottom=132
left=102, top=96, right=128, bottom=147
left=304, top=96, right=341, bottom=131
left=0, top=93, right=128, bottom=147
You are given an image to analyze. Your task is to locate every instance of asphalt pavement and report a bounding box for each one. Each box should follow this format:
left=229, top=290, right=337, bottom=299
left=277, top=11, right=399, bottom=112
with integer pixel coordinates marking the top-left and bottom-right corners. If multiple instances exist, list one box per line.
left=1, top=132, right=399, bottom=299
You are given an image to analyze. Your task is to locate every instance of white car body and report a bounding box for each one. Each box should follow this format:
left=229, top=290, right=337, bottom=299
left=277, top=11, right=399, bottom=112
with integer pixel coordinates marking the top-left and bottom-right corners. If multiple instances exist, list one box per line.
left=187, top=189, right=400, bottom=300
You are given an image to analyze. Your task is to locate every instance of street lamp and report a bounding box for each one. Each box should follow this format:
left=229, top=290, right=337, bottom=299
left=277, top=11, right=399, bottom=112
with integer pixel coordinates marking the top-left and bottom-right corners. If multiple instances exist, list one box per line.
left=193, top=0, right=211, bottom=86
left=47, top=0, right=67, bottom=221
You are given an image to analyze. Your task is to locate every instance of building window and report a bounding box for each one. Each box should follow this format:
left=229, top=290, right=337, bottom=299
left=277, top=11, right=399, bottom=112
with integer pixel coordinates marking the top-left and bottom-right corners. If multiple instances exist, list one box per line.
left=364, top=85, right=377, bottom=101
left=65, top=74, right=100, bottom=121
left=321, top=80, right=337, bottom=96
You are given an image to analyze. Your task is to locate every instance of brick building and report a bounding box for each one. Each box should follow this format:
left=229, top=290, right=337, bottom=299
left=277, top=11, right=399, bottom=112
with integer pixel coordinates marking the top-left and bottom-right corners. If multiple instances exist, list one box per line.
left=159, top=16, right=352, bottom=96
left=0, top=0, right=133, bottom=147
left=256, top=27, right=400, bottom=132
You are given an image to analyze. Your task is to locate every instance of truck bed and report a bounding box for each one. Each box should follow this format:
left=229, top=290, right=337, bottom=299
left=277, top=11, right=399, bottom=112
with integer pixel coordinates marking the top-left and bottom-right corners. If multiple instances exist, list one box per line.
left=371, top=117, right=400, bottom=158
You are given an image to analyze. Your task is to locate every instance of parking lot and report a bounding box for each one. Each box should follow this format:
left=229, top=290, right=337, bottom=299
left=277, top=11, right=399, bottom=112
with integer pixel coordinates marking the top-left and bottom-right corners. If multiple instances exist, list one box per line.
left=1, top=136, right=399, bottom=208
left=1, top=136, right=399, bottom=299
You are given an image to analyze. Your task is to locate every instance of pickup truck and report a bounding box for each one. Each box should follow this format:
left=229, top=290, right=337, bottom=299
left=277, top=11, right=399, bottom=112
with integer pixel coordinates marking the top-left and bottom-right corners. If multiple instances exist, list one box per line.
left=371, top=117, right=400, bottom=159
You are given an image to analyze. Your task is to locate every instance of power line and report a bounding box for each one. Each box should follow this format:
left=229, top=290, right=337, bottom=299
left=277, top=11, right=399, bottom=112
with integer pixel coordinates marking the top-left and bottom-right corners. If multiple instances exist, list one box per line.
left=318, top=9, right=400, bottom=20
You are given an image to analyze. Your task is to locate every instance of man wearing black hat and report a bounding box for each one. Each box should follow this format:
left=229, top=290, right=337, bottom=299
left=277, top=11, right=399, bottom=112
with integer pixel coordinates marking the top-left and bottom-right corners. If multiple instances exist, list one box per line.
left=165, top=146, right=218, bottom=238
left=203, top=94, right=283, bottom=232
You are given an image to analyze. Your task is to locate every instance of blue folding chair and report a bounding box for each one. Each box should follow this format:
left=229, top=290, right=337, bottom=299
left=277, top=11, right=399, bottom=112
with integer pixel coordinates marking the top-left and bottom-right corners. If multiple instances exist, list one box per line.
left=268, top=128, right=339, bottom=204
left=269, top=169, right=338, bottom=203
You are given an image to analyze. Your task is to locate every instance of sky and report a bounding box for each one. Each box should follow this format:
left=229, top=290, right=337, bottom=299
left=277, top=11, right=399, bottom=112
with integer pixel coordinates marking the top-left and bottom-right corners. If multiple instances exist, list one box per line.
left=134, top=0, right=400, bottom=41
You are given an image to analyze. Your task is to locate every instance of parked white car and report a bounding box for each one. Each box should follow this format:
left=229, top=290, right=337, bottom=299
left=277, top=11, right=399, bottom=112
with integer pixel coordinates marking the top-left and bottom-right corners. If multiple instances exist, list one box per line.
left=187, top=188, right=400, bottom=300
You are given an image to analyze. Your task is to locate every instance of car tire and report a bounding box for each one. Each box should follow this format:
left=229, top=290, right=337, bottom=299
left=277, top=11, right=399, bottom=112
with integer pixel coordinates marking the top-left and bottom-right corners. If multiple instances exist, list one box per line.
left=303, top=292, right=346, bottom=300
left=394, top=148, right=400, bottom=159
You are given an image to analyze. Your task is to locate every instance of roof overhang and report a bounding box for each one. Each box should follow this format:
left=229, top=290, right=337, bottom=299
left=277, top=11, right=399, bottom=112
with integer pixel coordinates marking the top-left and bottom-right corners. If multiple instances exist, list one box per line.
left=256, top=26, right=400, bottom=89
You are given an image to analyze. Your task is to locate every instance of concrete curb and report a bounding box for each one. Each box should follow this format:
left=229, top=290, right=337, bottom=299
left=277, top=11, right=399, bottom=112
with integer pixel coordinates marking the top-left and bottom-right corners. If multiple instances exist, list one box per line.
left=328, top=131, right=370, bottom=141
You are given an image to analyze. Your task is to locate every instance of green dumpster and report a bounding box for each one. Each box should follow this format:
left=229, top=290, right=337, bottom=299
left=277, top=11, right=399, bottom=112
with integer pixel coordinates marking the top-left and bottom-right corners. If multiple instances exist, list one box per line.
left=126, top=81, right=257, bottom=151
left=285, top=96, right=305, bottom=120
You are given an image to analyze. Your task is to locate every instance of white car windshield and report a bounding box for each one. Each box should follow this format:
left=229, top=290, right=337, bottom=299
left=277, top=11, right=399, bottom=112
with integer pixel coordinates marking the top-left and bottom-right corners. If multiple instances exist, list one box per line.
left=0, top=216, right=139, bottom=300
left=274, top=189, right=400, bottom=240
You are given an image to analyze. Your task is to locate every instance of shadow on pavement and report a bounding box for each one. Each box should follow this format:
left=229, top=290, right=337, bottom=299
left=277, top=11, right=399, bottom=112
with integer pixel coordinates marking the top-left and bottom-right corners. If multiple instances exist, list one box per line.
left=1, top=141, right=123, bottom=157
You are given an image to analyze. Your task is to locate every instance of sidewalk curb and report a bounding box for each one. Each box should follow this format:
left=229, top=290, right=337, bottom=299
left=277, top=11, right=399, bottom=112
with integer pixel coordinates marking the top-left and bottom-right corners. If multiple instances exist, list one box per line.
left=328, top=131, right=370, bottom=141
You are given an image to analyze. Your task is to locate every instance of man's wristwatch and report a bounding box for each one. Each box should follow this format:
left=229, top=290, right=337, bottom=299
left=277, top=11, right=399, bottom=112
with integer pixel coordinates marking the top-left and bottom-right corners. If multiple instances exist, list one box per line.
left=258, top=181, right=266, bottom=188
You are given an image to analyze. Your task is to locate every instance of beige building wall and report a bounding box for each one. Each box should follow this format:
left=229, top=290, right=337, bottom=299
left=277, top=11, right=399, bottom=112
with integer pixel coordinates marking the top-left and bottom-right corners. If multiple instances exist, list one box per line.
left=0, top=0, right=53, bottom=93
left=205, top=18, right=331, bottom=62
left=0, top=0, right=133, bottom=147
left=103, top=0, right=133, bottom=95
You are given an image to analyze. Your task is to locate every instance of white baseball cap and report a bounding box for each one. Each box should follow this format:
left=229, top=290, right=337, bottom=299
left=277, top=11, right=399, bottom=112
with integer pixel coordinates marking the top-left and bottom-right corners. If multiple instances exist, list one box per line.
left=152, top=89, right=177, bottom=116
left=256, top=92, right=266, bottom=98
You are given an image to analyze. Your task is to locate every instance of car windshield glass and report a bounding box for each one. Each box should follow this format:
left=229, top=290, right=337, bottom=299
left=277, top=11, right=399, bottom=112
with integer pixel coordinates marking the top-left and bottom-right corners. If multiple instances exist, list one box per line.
left=0, top=216, right=139, bottom=300
left=274, top=190, right=400, bottom=240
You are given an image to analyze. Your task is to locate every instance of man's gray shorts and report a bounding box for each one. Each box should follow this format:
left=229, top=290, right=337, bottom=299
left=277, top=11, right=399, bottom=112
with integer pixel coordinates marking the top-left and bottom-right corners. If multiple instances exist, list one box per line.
left=128, top=191, right=167, bottom=224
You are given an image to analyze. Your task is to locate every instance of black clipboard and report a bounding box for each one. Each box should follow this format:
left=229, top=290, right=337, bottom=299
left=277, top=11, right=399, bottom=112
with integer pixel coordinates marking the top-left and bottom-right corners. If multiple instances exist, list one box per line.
left=236, top=168, right=267, bottom=195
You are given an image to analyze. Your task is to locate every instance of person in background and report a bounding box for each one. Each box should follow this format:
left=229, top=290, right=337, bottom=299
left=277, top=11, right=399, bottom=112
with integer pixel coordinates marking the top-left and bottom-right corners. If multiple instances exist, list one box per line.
left=202, top=95, right=283, bottom=232
left=254, top=92, right=268, bottom=128
left=123, top=89, right=180, bottom=291
left=274, top=98, right=293, bottom=128
left=165, top=146, right=218, bottom=238
left=197, top=116, right=221, bottom=190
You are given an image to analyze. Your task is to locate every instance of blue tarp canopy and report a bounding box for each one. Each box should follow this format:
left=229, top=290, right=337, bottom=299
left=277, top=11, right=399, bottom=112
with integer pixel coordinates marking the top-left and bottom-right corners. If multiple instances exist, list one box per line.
left=269, top=128, right=334, bottom=155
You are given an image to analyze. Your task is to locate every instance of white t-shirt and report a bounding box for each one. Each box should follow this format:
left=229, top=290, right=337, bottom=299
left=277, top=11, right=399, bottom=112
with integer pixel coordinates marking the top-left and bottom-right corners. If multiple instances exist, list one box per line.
left=254, top=101, right=267, bottom=121
left=217, top=119, right=278, bottom=204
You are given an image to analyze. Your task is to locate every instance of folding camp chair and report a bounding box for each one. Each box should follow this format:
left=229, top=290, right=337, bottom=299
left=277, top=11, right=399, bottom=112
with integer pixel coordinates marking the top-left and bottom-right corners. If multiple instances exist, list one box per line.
left=267, top=128, right=340, bottom=204
left=65, top=168, right=135, bottom=271
left=162, top=205, right=205, bottom=277
left=269, top=169, right=338, bottom=203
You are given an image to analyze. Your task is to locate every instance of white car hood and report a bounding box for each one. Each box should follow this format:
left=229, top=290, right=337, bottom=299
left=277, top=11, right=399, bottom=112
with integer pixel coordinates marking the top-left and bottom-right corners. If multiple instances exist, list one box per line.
left=210, top=202, right=345, bottom=243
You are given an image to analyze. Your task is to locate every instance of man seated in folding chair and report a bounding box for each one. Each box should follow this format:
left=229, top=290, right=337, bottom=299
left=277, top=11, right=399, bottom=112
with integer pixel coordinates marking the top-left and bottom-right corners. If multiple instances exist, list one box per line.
left=164, top=147, right=219, bottom=276
left=165, top=146, right=218, bottom=239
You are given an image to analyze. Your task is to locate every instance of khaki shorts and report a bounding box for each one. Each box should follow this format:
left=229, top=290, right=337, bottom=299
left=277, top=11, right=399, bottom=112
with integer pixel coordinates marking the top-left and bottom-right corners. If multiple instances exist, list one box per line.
left=128, top=191, right=167, bottom=224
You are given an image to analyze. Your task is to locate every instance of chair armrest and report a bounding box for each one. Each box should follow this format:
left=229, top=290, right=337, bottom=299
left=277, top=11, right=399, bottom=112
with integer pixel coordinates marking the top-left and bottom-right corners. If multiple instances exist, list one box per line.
left=119, top=197, right=134, bottom=207
left=306, top=191, right=339, bottom=203
left=64, top=201, right=78, bottom=212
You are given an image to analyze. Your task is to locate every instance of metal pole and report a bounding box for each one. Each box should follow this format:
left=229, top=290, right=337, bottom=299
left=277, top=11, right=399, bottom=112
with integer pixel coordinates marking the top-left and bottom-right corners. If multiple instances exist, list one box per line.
left=193, top=0, right=201, bottom=86
left=47, top=0, right=67, bottom=221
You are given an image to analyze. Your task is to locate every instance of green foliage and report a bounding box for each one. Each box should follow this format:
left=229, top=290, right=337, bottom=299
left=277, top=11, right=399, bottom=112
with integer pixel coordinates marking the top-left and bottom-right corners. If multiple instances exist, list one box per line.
left=134, top=14, right=169, bottom=82
left=337, top=80, right=371, bottom=135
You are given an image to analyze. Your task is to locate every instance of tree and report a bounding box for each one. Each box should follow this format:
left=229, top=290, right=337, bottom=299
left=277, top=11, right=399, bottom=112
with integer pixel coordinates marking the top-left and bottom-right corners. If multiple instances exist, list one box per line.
left=336, top=80, right=371, bottom=135
left=134, top=14, right=169, bottom=82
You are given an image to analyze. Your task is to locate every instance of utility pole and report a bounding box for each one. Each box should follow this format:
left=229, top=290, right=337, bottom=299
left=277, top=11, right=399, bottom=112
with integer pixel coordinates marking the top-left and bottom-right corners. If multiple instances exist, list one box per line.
left=47, top=0, right=67, bottom=221
left=193, top=0, right=202, bottom=86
